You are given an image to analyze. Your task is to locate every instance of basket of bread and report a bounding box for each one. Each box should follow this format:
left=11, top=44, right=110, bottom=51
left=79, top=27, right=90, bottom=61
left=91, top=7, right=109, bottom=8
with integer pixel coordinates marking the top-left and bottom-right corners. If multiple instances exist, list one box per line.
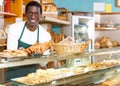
left=94, top=36, right=119, bottom=49
left=53, top=37, right=91, bottom=54
left=42, top=3, right=58, bottom=18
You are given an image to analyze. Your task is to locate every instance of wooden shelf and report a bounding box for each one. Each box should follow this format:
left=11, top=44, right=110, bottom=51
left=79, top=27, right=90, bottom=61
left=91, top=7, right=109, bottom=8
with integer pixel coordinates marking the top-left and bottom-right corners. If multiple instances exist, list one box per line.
left=0, top=44, right=6, bottom=47
left=95, top=12, right=120, bottom=15
left=23, top=15, right=70, bottom=25
left=40, top=16, right=70, bottom=25
left=0, top=12, right=17, bottom=16
left=95, top=27, right=120, bottom=31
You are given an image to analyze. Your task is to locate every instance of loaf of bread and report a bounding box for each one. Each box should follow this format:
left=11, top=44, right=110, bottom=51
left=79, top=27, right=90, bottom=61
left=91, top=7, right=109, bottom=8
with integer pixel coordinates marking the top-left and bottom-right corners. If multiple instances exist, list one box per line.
left=94, top=36, right=119, bottom=49
left=0, top=50, right=28, bottom=57
left=100, top=78, right=120, bottom=86
left=112, top=41, right=119, bottom=47
left=99, top=36, right=109, bottom=44
left=25, top=40, right=54, bottom=54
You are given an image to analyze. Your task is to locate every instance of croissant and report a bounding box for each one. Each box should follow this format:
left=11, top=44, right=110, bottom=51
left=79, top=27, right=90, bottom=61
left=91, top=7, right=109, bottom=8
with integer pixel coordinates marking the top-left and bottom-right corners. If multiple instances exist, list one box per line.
left=25, top=40, right=54, bottom=54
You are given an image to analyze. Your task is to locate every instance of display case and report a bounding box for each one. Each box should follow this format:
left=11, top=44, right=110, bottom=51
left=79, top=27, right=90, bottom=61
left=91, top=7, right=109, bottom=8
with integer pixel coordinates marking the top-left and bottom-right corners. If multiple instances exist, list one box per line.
left=1, top=1, right=120, bottom=86
left=0, top=47, right=120, bottom=86
left=94, top=12, right=120, bottom=44
left=0, top=0, right=69, bottom=84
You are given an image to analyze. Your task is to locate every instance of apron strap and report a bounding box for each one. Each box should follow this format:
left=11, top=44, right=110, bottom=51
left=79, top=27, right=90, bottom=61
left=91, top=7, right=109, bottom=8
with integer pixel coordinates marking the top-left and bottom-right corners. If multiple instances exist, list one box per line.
left=37, top=26, right=39, bottom=43
left=18, top=22, right=26, bottom=40
left=19, top=22, right=39, bottom=42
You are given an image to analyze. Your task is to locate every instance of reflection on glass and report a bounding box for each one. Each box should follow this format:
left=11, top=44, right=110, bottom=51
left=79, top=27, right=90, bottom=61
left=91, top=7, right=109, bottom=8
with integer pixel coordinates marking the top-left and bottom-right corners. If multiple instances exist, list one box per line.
left=74, top=23, right=88, bottom=42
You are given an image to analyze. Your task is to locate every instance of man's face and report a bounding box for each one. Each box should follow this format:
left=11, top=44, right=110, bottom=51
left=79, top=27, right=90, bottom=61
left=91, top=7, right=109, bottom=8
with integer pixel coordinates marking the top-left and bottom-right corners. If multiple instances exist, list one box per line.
left=26, top=6, right=41, bottom=27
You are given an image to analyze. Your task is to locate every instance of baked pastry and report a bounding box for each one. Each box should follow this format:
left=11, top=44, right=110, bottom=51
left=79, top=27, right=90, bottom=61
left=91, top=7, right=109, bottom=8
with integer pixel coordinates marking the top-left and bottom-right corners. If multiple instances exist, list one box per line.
left=112, top=41, right=119, bottom=47
left=100, top=78, right=120, bottom=86
left=0, top=50, right=28, bottom=57
left=106, top=40, right=113, bottom=48
left=100, top=36, right=109, bottom=44
left=100, top=43, right=107, bottom=48
left=25, top=40, right=54, bottom=54
left=95, top=36, right=119, bottom=49
left=94, top=41, right=100, bottom=49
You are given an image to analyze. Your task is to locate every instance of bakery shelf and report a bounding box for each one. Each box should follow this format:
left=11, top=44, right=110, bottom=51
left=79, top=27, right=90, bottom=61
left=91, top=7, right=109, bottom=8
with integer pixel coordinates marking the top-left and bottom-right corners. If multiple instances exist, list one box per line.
left=40, top=16, right=70, bottom=25
left=95, top=27, right=120, bottom=31
left=11, top=64, right=120, bottom=86
left=0, top=47, right=120, bottom=69
left=0, top=12, right=17, bottom=16
left=95, top=12, right=120, bottom=15
left=0, top=44, right=6, bottom=47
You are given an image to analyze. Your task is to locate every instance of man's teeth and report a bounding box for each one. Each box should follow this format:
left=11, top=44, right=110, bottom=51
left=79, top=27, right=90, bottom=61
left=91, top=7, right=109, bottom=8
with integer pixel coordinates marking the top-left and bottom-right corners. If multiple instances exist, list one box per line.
left=31, top=20, right=35, bottom=22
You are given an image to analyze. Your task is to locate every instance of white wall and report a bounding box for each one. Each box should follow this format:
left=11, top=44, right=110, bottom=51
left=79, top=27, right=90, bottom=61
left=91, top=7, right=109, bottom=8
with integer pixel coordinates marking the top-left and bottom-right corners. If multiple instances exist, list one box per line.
left=95, top=30, right=120, bottom=43
left=101, top=14, right=120, bottom=25
left=95, top=14, right=120, bottom=42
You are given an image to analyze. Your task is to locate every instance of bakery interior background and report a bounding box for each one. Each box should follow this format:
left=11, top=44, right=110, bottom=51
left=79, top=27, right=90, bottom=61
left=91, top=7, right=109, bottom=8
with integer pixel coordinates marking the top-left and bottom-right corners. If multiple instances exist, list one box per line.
left=52, top=0, right=120, bottom=34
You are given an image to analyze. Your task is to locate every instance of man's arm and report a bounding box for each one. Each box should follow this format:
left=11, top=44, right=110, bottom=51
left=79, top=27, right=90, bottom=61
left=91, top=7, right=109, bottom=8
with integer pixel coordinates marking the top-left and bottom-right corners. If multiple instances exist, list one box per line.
left=7, top=24, right=18, bottom=50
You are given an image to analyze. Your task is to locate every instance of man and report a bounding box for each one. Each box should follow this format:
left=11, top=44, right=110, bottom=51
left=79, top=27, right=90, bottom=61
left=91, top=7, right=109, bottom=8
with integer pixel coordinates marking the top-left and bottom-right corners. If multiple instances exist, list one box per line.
left=6, top=1, right=51, bottom=81
left=7, top=1, right=51, bottom=50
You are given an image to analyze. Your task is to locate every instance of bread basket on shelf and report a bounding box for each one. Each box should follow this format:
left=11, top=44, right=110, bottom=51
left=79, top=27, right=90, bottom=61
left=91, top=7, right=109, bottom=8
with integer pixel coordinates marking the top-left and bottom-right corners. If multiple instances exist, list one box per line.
left=42, top=3, right=58, bottom=18
left=53, top=37, right=91, bottom=54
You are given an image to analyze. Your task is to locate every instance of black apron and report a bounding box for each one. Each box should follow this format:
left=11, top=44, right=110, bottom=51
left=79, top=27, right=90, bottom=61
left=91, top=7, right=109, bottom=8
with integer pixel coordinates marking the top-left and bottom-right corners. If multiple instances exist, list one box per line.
left=5, top=22, right=39, bottom=81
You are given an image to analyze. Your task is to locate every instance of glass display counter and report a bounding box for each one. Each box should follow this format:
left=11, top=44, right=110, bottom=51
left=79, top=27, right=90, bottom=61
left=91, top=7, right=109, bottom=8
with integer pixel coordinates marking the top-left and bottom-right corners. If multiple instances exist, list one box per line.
left=0, top=47, right=120, bottom=86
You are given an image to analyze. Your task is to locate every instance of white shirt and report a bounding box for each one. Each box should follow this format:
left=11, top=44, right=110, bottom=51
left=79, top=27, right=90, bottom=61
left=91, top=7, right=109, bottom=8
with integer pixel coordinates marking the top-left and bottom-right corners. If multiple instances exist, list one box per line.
left=7, top=21, right=51, bottom=50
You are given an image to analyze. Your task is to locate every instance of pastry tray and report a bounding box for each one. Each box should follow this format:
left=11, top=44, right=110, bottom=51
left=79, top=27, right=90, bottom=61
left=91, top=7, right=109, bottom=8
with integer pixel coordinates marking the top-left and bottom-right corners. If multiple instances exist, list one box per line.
left=11, top=64, right=120, bottom=86
left=0, top=54, right=43, bottom=63
left=0, top=56, right=31, bottom=63
left=0, top=46, right=120, bottom=63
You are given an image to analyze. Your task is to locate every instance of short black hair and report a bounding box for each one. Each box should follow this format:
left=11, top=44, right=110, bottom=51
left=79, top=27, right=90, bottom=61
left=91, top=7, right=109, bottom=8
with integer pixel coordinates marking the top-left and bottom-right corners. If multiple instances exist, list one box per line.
left=25, top=1, right=42, bottom=14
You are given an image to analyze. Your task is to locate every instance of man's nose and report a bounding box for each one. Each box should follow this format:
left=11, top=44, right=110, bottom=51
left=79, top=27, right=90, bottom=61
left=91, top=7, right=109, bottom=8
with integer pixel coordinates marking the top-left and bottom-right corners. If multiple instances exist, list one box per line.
left=31, top=13, right=36, bottom=18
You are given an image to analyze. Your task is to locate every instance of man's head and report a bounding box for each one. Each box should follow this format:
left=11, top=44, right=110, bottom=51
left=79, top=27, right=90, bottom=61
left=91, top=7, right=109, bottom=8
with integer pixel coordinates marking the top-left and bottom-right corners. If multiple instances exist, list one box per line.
left=25, top=1, right=42, bottom=31
left=25, top=1, right=42, bottom=14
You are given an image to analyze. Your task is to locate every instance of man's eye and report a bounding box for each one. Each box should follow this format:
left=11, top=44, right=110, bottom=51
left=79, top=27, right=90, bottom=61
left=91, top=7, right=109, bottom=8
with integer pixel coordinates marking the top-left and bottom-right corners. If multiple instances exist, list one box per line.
left=28, top=12, right=39, bottom=16
left=29, top=13, right=32, bottom=16
left=35, top=13, right=39, bottom=16
left=28, top=12, right=32, bottom=16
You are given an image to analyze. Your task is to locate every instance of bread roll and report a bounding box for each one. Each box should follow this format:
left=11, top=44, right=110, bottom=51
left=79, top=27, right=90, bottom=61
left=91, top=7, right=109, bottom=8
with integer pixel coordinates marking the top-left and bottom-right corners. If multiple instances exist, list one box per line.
left=94, top=41, right=100, bottom=49
left=0, top=50, right=28, bottom=57
left=112, top=41, right=119, bottom=47
left=100, top=43, right=107, bottom=48
left=100, top=36, right=109, bottom=43
left=106, top=40, right=113, bottom=48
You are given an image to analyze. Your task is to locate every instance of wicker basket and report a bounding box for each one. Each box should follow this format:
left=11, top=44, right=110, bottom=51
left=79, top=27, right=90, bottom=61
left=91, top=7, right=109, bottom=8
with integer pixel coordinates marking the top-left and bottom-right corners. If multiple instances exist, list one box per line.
left=53, top=39, right=91, bottom=54
left=42, top=3, right=58, bottom=18
left=57, top=8, right=68, bottom=21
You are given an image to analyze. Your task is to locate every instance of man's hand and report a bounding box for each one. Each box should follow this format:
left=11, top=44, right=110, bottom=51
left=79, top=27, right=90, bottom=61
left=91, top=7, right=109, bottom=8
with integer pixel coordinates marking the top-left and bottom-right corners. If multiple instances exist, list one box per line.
left=18, top=47, right=25, bottom=50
